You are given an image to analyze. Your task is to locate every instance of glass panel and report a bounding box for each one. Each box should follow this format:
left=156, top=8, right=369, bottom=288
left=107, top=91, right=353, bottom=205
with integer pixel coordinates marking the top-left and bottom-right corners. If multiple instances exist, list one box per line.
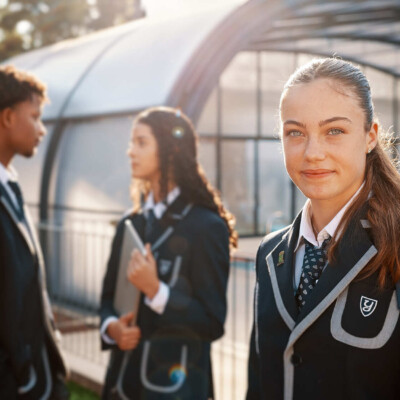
left=197, top=87, right=218, bottom=135
left=198, top=137, right=217, bottom=188
left=49, top=116, right=134, bottom=222
left=258, top=140, right=291, bottom=234
left=13, top=122, right=54, bottom=208
left=221, top=140, right=254, bottom=235
left=261, top=52, right=297, bottom=137
left=220, top=52, right=257, bottom=136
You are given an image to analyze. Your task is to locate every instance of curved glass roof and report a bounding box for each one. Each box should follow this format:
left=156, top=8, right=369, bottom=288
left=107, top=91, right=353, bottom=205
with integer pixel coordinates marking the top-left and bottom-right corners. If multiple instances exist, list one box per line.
left=5, top=0, right=400, bottom=123
left=5, top=1, right=244, bottom=122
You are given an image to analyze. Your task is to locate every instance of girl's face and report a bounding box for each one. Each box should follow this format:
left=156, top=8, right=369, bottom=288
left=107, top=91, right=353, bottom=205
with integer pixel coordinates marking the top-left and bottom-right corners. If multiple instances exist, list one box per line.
left=281, top=78, right=377, bottom=210
left=128, top=122, right=160, bottom=183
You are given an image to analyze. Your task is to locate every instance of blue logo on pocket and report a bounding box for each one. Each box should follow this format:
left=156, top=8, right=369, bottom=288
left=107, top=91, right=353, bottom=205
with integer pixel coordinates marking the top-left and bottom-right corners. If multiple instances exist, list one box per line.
left=360, top=296, right=378, bottom=317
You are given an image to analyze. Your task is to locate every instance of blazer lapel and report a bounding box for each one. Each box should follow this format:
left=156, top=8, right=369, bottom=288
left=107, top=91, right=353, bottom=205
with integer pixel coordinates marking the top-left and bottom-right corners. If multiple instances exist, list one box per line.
left=295, top=216, right=377, bottom=327
left=148, top=195, right=192, bottom=252
left=266, top=212, right=302, bottom=330
left=0, top=184, right=36, bottom=256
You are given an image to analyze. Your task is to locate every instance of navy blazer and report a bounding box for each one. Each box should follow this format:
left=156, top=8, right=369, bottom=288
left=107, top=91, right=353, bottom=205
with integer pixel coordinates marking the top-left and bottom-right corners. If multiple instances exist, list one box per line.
left=100, top=195, right=230, bottom=399
left=247, top=210, right=400, bottom=400
left=0, top=182, right=67, bottom=399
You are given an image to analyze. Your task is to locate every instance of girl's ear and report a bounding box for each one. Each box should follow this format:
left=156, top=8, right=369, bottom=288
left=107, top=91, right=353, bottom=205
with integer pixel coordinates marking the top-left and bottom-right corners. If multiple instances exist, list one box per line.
left=366, top=122, right=378, bottom=153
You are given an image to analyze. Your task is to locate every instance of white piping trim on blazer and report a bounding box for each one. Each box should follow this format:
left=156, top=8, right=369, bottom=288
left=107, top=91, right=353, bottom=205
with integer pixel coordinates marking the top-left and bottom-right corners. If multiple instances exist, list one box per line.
left=168, top=256, right=182, bottom=288
left=140, top=341, right=188, bottom=394
left=330, top=287, right=400, bottom=349
left=254, top=281, right=260, bottom=355
left=266, top=252, right=296, bottom=330
left=0, top=197, right=36, bottom=255
left=17, top=365, right=37, bottom=395
left=39, top=345, right=52, bottom=400
left=282, top=245, right=378, bottom=400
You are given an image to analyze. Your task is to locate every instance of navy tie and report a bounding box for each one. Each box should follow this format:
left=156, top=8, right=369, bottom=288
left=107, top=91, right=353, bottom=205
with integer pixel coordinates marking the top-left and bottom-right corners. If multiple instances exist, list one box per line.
left=295, top=237, right=331, bottom=310
left=144, top=209, right=156, bottom=243
left=7, top=180, right=25, bottom=221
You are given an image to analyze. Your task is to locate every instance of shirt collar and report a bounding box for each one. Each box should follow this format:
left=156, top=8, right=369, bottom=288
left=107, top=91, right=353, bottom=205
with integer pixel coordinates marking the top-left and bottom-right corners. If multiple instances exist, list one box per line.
left=0, top=162, right=18, bottom=186
left=295, top=183, right=364, bottom=250
left=143, top=186, right=181, bottom=219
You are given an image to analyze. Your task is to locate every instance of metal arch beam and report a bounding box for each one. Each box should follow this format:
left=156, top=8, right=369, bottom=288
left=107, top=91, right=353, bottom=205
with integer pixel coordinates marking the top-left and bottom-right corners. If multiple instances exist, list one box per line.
left=167, top=0, right=400, bottom=123
left=249, top=45, right=400, bottom=78
left=166, top=0, right=315, bottom=124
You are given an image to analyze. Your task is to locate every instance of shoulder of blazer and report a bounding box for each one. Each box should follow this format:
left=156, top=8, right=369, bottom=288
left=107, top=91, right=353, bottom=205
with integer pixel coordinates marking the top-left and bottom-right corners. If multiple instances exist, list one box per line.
left=259, top=225, right=291, bottom=255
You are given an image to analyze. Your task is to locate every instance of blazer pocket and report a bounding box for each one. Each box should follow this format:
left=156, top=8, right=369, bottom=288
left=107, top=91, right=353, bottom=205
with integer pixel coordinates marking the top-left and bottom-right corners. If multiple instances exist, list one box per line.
left=331, top=285, right=400, bottom=349
left=140, top=339, right=188, bottom=394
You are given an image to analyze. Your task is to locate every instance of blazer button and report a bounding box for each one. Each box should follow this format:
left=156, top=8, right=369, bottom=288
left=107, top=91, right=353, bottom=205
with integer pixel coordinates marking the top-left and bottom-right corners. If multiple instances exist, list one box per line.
left=290, top=353, right=302, bottom=366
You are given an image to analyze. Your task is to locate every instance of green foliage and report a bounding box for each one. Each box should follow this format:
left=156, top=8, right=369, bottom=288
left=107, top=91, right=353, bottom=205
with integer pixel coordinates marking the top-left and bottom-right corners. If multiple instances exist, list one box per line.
left=67, top=381, right=100, bottom=400
left=0, top=0, right=143, bottom=61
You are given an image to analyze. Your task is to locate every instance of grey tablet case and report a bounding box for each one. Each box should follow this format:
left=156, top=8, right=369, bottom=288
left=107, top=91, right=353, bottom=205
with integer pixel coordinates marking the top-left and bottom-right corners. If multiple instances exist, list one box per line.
left=113, top=219, right=145, bottom=322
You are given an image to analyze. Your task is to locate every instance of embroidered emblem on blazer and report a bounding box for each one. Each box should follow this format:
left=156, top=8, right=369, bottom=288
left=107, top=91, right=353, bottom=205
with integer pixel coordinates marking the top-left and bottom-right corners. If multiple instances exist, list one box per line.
left=277, top=251, right=284, bottom=266
left=360, top=296, right=378, bottom=317
left=159, top=259, right=172, bottom=275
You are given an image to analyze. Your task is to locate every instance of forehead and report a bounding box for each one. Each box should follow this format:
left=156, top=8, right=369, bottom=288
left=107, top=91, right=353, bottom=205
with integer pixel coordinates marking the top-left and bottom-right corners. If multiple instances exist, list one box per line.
left=131, top=122, right=154, bottom=137
left=14, top=93, right=43, bottom=113
left=281, top=78, right=364, bottom=122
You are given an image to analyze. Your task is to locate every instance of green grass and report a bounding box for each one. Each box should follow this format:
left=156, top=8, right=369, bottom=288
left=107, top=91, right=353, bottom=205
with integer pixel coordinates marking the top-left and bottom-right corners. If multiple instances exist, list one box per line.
left=67, top=381, right=100, bottom=400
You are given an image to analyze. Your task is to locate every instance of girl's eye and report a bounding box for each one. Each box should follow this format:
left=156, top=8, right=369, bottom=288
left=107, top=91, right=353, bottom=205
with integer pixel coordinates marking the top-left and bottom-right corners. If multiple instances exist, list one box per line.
left=328, top=128, right=344, bottom=136
left=287, top=130, right=303, bottom=137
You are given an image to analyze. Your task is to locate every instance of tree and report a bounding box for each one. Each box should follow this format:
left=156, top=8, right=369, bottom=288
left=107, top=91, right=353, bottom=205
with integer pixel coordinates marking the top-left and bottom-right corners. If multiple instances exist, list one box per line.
left=0, top=0, right=144, bottom=61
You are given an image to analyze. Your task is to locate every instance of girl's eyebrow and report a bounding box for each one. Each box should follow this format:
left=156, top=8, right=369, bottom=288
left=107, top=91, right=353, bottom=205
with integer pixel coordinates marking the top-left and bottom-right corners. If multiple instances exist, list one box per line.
left=283, top=120, right=306, bottom=128
left=319, top=116, right=352, bottom=126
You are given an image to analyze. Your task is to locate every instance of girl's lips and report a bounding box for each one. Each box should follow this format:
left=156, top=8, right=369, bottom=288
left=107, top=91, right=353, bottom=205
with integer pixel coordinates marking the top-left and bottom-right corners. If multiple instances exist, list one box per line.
left=301, top=169, right=334, bottom=178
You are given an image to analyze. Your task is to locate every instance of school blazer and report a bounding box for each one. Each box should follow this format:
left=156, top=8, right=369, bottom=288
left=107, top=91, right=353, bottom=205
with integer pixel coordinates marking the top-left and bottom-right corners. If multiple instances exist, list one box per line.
left=0, top=182, right=67, bottom=398
left=100, top=196, right=230, bottom=399
left=247, top=210, right=400, bottom=400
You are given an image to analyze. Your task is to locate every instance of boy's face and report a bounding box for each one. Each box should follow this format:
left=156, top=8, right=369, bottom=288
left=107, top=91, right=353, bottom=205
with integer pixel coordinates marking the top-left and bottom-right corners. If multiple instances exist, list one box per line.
left=7, top=93, right=46, bottom=158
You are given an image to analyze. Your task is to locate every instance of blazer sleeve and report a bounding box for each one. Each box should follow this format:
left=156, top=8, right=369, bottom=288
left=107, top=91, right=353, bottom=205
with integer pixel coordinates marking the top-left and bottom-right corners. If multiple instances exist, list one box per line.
left=99, top=220, right=125, bottom=349
left=156, top=216, right=230, bottom=342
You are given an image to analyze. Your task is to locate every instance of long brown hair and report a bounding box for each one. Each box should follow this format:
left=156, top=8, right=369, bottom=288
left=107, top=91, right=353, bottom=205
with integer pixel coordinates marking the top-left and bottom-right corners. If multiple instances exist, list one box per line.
left=130, top=106, right=238, bottom=249
left=281, top=58, right=400, bottom=288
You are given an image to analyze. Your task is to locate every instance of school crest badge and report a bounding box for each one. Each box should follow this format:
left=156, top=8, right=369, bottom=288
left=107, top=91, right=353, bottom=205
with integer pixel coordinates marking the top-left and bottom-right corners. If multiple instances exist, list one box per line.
left=360, top=296, right=378, bottom=317
left=159, top=259, right=172, bottom=275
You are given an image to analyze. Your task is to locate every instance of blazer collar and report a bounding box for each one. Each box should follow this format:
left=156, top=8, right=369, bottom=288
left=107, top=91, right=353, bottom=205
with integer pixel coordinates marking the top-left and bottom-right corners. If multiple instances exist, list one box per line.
left=266, top=211, right=302, bottom=329
left=266, top=209, right=377, bottom=331
left=141, top=194, right=192, bottom=252
left=0, top=182, right=36, bottom=256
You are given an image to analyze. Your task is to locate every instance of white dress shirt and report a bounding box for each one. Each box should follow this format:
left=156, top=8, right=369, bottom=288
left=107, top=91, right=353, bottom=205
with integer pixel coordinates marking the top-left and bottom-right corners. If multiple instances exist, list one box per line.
left=293, top=185, right=363, bottom=291
left=101, top=187, right=181, bottom=344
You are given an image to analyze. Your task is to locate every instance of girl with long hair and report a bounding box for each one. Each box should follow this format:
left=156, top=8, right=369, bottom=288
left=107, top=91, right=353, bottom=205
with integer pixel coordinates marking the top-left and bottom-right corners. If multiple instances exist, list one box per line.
left=247, top=58, right=400, bottom=400
left=100, top=106, right=237, bottom=399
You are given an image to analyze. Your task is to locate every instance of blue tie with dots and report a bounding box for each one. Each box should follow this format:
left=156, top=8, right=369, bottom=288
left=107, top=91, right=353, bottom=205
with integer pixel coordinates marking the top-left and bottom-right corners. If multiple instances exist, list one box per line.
left=295, top=237, right=331, bottom=310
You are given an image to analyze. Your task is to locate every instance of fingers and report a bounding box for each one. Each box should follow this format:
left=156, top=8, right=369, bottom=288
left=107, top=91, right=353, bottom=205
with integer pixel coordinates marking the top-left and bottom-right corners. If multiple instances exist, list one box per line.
left=117, top=326, right=141, bottom=351
left=119, top=312, right=134, bottom=324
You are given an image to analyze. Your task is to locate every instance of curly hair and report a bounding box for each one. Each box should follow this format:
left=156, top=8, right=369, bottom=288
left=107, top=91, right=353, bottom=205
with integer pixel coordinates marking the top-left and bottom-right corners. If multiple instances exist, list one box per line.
left=130, top=106, right=238, bottom=250
left=0, top=64, right=47, bottom=110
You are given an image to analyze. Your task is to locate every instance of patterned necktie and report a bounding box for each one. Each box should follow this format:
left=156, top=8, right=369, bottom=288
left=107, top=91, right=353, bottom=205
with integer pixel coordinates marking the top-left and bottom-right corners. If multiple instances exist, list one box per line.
left=295, top=237, right=331, bottom=310
left=7, top=180, right=25, bottom=221
left=144, top=208, right=156, bottom=243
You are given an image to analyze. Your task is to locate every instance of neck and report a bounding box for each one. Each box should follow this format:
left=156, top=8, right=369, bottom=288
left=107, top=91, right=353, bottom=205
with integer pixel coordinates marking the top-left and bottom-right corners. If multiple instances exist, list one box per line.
left=309, top=199, right=345, bottom=234
left=150, top=180, right=176, bottom=203
left=0, top=145, right=13, bottom=168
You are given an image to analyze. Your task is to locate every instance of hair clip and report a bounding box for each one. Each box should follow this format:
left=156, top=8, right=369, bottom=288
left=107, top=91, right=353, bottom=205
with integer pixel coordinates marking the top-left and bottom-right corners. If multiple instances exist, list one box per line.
left=172, top=126, right=185, bottom=138
left=175, top=109, right=181, bottom=118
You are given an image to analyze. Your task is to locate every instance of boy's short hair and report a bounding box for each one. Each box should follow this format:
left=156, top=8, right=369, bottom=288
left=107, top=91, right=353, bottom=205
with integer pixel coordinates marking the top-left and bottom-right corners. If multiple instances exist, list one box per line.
left=0, top=65, right=47, bottom=111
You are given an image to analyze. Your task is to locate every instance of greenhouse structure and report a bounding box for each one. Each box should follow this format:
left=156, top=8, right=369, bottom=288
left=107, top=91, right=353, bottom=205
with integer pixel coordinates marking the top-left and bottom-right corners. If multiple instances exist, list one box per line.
left=4, top=0, right=400, bottom=396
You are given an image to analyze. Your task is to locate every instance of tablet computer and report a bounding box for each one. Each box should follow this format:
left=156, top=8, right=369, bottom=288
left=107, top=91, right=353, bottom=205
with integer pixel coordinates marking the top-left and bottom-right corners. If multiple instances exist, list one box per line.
left=113, top=219, right=145, bottom=322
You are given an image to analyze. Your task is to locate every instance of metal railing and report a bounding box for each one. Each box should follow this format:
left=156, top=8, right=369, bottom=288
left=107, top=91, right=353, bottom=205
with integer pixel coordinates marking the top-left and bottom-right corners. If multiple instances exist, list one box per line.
left=39, top=220, right=256, bottom=399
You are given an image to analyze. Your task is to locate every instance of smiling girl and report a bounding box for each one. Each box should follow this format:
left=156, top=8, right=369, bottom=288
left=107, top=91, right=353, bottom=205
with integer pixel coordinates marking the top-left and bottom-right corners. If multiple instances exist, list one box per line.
left=100, top=106, right=237, bottom=399
left=247, top=58, right=400, bottom=400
